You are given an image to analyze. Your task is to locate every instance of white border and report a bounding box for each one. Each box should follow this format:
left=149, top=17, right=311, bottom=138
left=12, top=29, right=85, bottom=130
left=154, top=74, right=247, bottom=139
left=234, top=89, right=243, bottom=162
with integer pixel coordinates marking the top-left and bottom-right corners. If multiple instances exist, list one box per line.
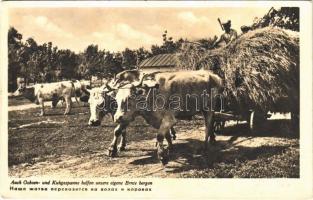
left=0, top=1, right=312, bottom=199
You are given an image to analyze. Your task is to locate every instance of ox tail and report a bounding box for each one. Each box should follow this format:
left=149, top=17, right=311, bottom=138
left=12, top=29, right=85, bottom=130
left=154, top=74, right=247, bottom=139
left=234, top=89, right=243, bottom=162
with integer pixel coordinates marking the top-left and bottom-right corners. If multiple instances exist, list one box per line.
left=70, top=80, right=80, bottom=105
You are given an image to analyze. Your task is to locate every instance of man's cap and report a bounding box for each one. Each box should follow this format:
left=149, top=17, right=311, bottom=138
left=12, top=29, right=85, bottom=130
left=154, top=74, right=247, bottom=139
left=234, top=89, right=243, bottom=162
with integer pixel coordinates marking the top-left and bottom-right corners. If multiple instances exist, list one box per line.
left=222, top=20, right=231, bottom=27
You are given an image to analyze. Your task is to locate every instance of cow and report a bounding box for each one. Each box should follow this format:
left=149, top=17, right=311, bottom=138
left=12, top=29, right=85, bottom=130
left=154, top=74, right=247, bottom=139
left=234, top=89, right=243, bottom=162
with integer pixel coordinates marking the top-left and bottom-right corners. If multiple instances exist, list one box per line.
left=59, top=80, right=91, bottom=106
left=110, top=69, right=223, bottom=165
left=73, top=80, right=91, bottom=105
left=83, top=85, right=128, bottom=152
left=13, top=80, right=89, bottom=116
left=84, top=81, right=177, bottom=154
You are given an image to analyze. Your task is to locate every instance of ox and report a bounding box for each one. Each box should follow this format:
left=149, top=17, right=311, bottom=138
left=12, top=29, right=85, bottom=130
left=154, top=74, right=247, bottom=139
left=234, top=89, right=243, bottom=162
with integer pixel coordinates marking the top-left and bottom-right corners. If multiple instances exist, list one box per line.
left=84, top=82, right=177, bottom=154
left=13, top=80, right=89, bottom=116
left=111, top=70, right=223, bottom=164
left=83, top=85, right=128, bottom=151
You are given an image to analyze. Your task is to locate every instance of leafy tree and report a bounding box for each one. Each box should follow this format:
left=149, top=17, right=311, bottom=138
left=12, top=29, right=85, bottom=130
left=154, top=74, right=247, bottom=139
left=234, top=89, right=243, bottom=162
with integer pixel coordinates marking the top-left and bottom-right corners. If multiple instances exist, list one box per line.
left=57, top=49, right=79, bottom=80
left=102, top=51, right=123, bottom=77
left=8, top=27, right=24, bottom=91
left=79, top=44, right=105, bottom=79
left=135, top=47, right=151, bottom=65
left=121, top=48, right=137, bottom=70
left=151, top=30, right=185, bottom=55
left=8, top=27, right=22, bottom=48
left=251, top=7, right=299, bottom=31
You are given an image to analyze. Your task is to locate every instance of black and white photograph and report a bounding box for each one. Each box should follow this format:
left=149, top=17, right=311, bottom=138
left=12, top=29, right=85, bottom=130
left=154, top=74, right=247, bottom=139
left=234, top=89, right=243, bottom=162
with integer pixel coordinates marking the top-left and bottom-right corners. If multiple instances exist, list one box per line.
left=6, top=5, right=301, bottom=177
left=1, top=1, right=312, bottom=199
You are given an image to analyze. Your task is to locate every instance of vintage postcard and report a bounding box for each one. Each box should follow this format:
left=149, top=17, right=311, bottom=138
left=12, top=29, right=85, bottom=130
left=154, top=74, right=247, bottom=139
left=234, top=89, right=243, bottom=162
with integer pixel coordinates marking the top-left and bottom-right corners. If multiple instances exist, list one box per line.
left=0, top=1, right=312, bottom=199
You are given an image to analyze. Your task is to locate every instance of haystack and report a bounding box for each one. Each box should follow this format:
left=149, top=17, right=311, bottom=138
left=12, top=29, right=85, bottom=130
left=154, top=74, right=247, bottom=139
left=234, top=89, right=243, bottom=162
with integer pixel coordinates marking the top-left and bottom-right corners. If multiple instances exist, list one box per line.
left=176, top=27, right=299, bottom=115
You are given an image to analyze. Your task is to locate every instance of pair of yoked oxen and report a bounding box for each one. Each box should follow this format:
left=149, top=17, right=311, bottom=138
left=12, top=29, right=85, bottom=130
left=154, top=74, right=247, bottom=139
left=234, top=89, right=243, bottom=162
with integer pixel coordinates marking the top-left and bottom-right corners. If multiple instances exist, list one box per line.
left=84, top=69, right=223, bottom=165
left=14, top=69, right=223, bottom=165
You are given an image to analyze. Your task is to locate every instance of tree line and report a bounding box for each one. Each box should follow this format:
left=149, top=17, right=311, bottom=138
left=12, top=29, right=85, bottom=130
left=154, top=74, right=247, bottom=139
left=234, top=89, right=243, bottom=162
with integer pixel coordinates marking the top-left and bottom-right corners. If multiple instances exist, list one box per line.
left=8, top=28, right=188, bottom=91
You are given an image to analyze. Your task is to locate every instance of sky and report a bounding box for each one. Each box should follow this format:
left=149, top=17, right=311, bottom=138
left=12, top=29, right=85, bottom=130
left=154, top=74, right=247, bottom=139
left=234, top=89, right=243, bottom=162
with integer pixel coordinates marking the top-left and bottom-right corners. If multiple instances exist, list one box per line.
left=9, top=7, right=271, bottom=53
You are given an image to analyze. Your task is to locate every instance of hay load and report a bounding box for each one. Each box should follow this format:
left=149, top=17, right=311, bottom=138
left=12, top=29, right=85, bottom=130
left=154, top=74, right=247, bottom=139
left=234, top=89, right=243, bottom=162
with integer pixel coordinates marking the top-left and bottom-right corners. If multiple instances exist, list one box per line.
left=176, top=27, right=299, bottom=115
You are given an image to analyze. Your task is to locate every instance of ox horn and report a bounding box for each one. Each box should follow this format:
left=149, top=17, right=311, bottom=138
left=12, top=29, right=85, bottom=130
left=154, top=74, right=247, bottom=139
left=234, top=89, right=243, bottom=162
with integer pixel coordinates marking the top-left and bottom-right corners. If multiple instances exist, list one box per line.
left=113, top=74, right=117, bottom=84
left=104, top=82, right=118, bottom=92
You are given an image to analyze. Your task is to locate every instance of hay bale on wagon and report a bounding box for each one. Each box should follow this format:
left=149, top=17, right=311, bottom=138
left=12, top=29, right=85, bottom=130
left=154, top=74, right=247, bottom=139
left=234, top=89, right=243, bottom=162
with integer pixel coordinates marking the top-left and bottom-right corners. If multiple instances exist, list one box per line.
left=176, top=27, right=299, bottom=116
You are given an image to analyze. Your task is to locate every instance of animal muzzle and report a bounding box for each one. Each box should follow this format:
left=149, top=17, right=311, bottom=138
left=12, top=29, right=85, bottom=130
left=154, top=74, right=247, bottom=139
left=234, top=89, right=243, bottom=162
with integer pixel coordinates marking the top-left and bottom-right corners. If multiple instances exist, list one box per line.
left=88, top=119, right=101, bottom=126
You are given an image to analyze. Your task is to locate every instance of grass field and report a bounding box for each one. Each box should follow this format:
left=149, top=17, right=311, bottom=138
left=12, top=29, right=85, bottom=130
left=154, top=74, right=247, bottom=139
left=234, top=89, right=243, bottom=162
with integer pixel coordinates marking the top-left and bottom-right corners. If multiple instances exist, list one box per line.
left=8, top=97, right=299, bottom=178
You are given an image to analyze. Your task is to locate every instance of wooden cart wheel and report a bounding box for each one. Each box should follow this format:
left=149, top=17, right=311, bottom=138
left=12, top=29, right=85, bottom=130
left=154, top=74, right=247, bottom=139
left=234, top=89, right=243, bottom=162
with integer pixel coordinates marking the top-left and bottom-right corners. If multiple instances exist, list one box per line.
left=249, top=110, right=267, bottom=133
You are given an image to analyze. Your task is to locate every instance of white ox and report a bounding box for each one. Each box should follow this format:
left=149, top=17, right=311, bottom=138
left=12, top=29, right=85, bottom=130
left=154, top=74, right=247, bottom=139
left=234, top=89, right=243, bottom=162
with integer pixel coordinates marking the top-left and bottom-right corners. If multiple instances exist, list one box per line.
left=85, top=80, right=177, bottom=155
left=83, top=85, right=128, bottom=151
left=111, top=69, right=223, bottom=164
left=13, top=80, right=89, bottom=116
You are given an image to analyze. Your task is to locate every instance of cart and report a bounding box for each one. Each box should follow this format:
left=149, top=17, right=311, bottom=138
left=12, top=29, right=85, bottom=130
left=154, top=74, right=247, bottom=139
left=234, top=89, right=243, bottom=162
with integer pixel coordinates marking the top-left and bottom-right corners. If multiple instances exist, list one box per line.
left=213, top=109, right=270, bottom=134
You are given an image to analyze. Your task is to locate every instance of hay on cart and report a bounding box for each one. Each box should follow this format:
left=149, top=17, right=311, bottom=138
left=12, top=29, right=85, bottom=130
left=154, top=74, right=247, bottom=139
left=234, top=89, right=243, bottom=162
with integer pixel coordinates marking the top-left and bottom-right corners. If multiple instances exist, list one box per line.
left=176, top=27, right=299, bottom=115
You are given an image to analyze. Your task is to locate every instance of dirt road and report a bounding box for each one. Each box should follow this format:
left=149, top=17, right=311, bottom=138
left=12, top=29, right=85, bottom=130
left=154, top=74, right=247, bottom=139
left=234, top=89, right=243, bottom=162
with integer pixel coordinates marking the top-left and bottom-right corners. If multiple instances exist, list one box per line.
left=8, top=102, right=299, bottom=178
left=8, top=97, right=81, bottom=111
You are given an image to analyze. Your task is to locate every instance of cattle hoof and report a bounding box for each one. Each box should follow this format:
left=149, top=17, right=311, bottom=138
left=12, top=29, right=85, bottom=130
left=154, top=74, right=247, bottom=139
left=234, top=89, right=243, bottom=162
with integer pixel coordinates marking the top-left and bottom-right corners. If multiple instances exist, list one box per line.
left=160, top=153, right=169, bottom=165
left=157, top=148, right=169, bottom=165
left=64, top=112, right=70, bottom=115
left=108, top=148, right=118, bottom=157
left=161, top=158, right=169, bottom=165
